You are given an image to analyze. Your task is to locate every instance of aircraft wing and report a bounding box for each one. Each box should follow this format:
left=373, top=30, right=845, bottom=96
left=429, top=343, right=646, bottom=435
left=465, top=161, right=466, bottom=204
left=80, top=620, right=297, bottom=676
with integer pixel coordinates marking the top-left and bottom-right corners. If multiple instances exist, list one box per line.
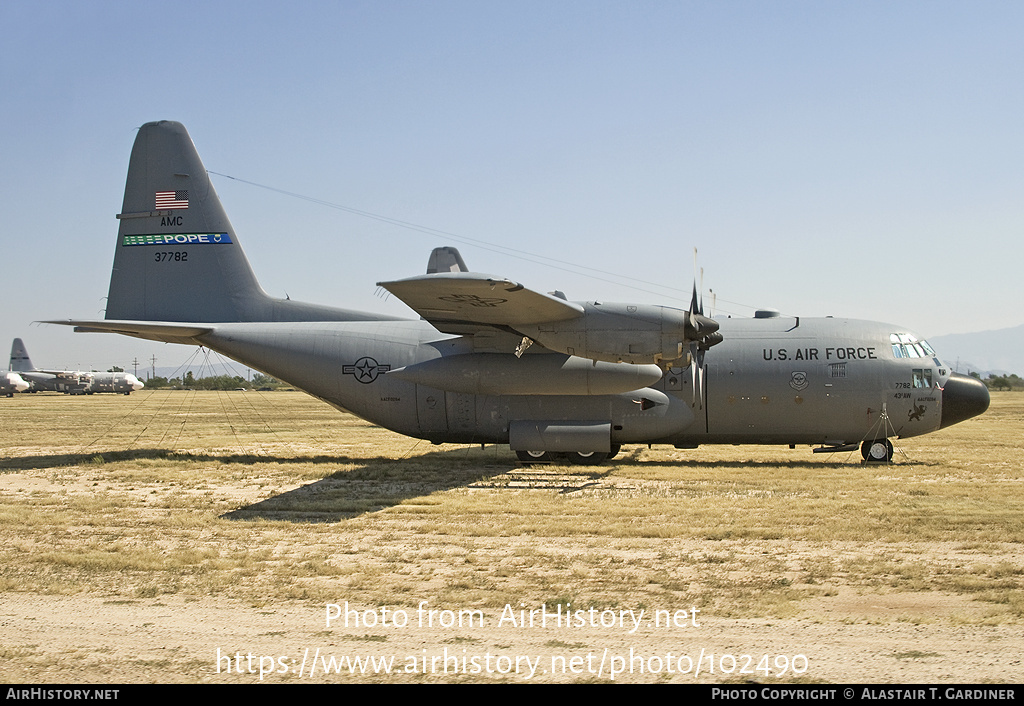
left=42, top=320, right=213, bottom=346
left=377, top=272, right=584, bottom=335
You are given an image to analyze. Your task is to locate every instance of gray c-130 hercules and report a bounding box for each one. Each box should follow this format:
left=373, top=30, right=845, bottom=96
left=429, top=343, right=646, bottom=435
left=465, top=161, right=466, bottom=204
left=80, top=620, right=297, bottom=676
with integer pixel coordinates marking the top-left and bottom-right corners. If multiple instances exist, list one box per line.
left=49, top=121, right=989, bottom=463
left=9, top=338, right=144, bottom=395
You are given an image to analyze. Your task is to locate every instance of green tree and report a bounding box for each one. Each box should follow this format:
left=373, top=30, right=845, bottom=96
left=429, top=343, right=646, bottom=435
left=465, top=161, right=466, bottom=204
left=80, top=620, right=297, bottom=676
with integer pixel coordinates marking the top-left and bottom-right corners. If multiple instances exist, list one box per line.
left=984, top=374, right=1022, bottom=391
left=252, top=373, right=279, bottom=387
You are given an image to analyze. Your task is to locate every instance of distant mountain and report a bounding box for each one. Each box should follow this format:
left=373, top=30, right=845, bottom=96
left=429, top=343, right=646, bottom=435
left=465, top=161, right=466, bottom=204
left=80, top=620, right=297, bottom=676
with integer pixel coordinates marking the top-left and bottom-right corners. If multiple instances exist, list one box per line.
left=929, top=324, right=1024, bottom=377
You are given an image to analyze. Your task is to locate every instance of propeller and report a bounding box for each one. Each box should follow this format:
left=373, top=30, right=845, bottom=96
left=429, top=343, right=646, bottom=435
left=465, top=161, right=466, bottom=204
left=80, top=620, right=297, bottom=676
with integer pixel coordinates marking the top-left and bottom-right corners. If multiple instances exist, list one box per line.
left=686, top=249, right=723, bottom=408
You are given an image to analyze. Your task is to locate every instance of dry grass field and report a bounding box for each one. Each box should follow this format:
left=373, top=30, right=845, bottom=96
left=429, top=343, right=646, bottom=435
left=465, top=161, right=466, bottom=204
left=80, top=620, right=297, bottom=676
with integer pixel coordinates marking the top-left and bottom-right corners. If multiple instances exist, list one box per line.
left=1, top=389, right=1021, bottom=683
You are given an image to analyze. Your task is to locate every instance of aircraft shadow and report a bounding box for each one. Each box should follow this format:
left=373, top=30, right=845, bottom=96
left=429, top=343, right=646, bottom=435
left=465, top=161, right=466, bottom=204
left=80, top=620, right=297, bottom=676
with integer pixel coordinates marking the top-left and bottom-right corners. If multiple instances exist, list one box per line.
left=220, top=446, right=626, bottom=523
left=223, top=450, right=888, bottom=524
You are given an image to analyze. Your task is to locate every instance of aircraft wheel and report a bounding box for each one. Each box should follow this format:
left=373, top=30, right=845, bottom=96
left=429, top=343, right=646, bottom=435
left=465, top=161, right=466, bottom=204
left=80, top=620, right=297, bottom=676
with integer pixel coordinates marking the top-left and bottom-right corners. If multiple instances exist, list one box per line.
left=861, top=439, right=893, bottom=463
left=566, top=451, right=603, bottom=465
left=516, top=450, right=551, bottom=464
left=606, top=444, right=621, bottom=461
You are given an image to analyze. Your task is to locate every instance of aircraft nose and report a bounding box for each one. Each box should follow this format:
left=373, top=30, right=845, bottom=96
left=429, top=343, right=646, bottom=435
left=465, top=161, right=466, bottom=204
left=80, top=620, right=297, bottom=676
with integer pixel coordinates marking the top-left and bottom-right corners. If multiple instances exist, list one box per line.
left=940, top=372, right=990, bottom=429
left=130, top=375, right=145, bottom=390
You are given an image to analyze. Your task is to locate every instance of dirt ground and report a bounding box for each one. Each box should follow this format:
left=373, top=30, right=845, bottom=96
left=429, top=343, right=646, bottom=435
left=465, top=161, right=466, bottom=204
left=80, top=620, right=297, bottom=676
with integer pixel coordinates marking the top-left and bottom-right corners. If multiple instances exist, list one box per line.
left=1, top=391, right=1021, bottom=684
left=3, top=591, right=1021, bottom=683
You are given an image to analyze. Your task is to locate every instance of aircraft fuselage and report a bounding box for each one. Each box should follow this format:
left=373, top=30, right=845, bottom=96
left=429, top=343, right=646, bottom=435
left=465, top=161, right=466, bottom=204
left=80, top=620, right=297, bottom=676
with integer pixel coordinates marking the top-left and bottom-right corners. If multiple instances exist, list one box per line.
left=18, top=370, right=144, bottom=395
left=195, top=314, right=977, bottom=450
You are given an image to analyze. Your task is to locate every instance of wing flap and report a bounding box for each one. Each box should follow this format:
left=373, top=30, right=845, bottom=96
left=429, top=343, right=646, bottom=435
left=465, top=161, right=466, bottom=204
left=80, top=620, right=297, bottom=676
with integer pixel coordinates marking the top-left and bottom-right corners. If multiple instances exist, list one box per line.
left=377, top=273, right=583, bottom=334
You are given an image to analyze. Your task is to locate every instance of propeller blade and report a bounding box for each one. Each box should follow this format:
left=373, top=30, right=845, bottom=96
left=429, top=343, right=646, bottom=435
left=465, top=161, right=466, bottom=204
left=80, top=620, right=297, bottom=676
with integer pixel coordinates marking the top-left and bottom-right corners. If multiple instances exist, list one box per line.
left=689, top=282, right=699, bottom=329
left=689, top=340, right=705, bottom=409
left=689, top=248, right=700, bottom=328
left=690, top=340, right=699, bottom=405
left=699, top=267, right=705, bottom=316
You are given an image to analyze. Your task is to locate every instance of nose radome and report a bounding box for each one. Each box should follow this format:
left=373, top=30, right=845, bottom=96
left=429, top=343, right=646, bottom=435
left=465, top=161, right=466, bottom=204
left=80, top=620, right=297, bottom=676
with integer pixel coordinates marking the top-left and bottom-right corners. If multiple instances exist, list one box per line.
left=940, top=373, right=990, bottom=429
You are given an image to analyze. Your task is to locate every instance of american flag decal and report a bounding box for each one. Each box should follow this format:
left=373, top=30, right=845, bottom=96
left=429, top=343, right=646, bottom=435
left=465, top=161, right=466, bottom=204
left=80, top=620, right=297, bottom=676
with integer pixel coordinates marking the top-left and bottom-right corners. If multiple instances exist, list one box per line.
left=155, top=190, right=189, bottom=210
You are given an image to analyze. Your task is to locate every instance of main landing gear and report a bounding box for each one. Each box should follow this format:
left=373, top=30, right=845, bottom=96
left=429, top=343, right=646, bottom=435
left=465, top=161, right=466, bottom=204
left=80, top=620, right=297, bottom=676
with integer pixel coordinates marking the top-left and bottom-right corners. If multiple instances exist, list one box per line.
left=861, top=438, right=894, bottom=463
left=515, top=445, right=621, bottom=465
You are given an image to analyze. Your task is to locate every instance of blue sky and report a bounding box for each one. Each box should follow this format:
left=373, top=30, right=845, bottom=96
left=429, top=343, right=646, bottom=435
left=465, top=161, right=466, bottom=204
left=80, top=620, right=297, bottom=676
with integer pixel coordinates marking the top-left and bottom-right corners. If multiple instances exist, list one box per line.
left=2, top=1, right=1022, bottom=372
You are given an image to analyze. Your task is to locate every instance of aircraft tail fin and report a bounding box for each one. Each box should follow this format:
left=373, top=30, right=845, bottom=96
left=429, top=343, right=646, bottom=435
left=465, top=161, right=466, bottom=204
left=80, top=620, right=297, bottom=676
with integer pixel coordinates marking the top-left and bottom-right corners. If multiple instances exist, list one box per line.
left=9, top=338, right=33, bottom=372
left=105, top=121, right=393, bottom=324
left=106, top=121, right=268, bottom=322
left=426, top=246, right=468, bottom=274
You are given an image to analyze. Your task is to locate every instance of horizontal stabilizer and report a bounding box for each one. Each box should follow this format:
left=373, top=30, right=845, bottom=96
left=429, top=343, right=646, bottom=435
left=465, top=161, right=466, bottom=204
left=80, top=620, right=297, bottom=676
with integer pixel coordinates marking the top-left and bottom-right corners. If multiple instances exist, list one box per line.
left=43, top=319, right=213, bottom=345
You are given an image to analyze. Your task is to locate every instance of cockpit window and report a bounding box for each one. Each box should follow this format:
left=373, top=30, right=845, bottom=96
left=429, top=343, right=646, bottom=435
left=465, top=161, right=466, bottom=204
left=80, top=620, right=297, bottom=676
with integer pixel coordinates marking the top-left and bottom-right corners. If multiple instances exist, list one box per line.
left=889, top=333, right=936, bottom=360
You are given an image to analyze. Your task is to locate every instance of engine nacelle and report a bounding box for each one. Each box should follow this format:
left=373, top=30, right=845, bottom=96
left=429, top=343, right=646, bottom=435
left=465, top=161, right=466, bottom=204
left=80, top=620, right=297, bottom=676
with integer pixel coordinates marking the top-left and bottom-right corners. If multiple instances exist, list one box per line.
left=517, top=302, right=718, bottom=365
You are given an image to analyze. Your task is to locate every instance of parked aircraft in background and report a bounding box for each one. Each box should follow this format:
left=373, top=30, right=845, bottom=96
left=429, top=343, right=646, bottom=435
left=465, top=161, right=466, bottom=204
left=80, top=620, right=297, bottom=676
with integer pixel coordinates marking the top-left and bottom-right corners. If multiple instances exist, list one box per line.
left=9, top=338, right=144, bottom=395
left=1, top=370, right=29, bottom=397
left=49, top=121, right=988, bottom=462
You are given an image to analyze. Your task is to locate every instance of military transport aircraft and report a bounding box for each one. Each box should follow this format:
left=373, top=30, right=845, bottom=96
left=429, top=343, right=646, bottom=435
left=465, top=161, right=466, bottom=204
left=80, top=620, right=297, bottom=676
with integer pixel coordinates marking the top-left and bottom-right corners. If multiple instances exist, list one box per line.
left=1, top=370, right=29, bottom=397
left=9, top=338, right=144, bottom=395
left=48, top=121, right=989, bottom=462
